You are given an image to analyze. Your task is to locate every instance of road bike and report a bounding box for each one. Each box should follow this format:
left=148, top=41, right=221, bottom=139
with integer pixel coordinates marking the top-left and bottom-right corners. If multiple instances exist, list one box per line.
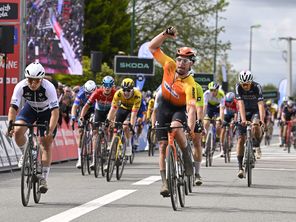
left=8, top=121, right=48, bottom=207
left=244, top=121, right=256, bottom=187
left=80, top=118, right=93, bottom=176
left=205, top=117, right=217, bottom=167
left=285, top=120, right=296, bottom=153
left=223, top=122, right=233, bottom=163
left=106, top=122, right=134, bottom=182
left=147, top=121, right=157, bottom=156
left=154, top=123, right=191, bottom=211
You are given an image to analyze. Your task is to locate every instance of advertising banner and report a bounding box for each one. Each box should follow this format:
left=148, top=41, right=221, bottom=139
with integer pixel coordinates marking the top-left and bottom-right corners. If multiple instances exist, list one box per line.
left=0, top=0, right=20, bottom=115
left=26, top=0, right=83, bottom=75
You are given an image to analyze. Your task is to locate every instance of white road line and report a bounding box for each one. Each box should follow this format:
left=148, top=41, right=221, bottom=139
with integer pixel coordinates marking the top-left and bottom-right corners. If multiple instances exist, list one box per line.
left=132, top=176, right=161, bottom=185
left=41, top=189, right=136, bottom=222
left=255, top=167, right=296, bottom=172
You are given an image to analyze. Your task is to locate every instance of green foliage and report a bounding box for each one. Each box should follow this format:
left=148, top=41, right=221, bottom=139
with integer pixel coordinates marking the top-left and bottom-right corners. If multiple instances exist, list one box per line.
left=84, top=0, right=131, bottom=64
left=262, top=84, right=277, bottom=91
left=53, top=56, right=120, bottom=86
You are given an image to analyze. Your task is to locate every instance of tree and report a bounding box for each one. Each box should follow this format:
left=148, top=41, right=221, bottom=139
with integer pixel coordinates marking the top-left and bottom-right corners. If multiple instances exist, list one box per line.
left=84, top=0, right=131, bottom=64
left=53, top=56, right=119, bottom=87
left=262, top=84, right=277, bottom=91
left=131, top=0, right=230, bottom=72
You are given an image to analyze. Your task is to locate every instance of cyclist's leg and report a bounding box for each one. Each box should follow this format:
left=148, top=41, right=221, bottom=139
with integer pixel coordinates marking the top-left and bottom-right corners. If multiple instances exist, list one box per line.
left=252, top=113, right=263, bottom=159
left=38, top=109, right=58, bottom=193
left=236, top=121, right=247, bottom=178
left=115, top=108, right=131, bottom=155
left=155, top=99, right=171, bottom=196
left=193, top=123, right=203, bottom=185
left=172, top=109, right=193, bottom=176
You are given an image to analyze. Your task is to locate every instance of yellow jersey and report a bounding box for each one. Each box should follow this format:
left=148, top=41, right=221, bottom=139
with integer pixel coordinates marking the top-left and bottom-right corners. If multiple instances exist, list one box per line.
left=112, top=88, right=142, bottom=112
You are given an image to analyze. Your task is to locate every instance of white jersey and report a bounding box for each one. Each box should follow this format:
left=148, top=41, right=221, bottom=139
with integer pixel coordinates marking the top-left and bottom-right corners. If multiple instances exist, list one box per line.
left=10, top=79, right=59, bottom=112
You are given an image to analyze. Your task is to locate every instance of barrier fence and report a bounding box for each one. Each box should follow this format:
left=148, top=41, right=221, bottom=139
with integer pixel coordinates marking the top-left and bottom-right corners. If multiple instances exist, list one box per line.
left=0, top=116, right=150, bottom=172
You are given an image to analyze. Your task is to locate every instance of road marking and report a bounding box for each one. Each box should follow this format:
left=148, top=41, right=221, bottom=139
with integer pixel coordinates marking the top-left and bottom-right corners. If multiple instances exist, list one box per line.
left=255, top=167, right=296, bottom=172
left=132, top=176, right=161, bottom=185
left=41, top=189, right=136, bottom=222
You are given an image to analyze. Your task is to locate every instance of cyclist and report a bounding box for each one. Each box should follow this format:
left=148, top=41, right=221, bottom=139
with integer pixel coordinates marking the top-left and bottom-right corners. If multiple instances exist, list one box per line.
left=203, top=81, right=225, bottom=157
left=106, top=78, right=142, bottom=156
left=281, top=100, right=296, bottom=150
left=149, top=26, right=197, bottom=197
left=278, top=97, right=288, bottom=146
left=79, top=76, right=116, bottom=169
left=221, top=92, right=238, bottom=155
left=192, top=81, right=204, bottom=185
left=70, top=80, right=97, bottom=168
left=235, top=70, right=265, bottom=178
left=146, top=92, right=155, bottom=125
left=134, top=98, right=147, bottom=146
left=264, top=99, right=275, bottom=142
left=7, top=62, right=59, bottom=193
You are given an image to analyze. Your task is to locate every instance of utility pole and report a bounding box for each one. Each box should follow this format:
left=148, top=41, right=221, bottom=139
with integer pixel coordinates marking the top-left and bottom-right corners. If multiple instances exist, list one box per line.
left=213, top=2, right=218, bottom=81
left=249, top=24, right=261, bottom=71
left=279, top=37, right=296, bottom=97
left=130, top=0, right=136, bottom=56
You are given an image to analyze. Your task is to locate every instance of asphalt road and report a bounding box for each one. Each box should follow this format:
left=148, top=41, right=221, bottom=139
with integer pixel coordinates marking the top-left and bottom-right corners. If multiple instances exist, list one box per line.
left=1, top=129, right=296, bottom=222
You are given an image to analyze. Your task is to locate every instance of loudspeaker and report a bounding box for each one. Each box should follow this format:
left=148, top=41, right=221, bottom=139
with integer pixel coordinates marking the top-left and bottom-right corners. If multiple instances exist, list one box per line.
left=0, top=26, right=14, bottom=54
left=90, top=51, right=102, bottom=72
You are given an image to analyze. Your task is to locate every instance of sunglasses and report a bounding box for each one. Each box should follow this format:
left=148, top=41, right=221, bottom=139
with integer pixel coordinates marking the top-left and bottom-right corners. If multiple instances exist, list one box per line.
left=27, top=78, right=42, bottom=84
left=241, top=83, right=251, bottom=87
left=176, top=57, right=191, bottom=64
left=123, top=88, right=132, bottom=92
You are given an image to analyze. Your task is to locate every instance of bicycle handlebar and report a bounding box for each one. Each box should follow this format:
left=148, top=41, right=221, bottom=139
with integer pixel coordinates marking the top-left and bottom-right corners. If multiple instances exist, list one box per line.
left=8, top=120, right=49, bottom=135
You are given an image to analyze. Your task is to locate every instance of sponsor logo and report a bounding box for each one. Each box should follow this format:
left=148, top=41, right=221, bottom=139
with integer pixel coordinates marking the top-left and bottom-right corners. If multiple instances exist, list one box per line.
left=120, top=62, right=150, bottom=69
left=164, top=81, right=179, bottom=99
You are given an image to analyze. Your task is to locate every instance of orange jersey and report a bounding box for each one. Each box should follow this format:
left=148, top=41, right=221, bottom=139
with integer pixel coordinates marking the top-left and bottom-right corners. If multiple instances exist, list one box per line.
left=153, top=48, right=197, bottom=107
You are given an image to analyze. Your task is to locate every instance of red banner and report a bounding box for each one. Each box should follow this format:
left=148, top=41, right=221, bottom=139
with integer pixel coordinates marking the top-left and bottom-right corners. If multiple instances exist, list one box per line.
left=0, top=0, right=21, bottom=115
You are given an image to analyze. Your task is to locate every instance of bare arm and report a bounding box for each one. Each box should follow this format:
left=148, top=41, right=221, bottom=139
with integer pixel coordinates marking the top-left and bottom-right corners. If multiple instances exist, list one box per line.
left=187, top=104, right=196, bottom=132
left=258, top=101, right=265, bottom=123
left=196, top=106, right=204, bottom=120
left=8, top=106, right=18, bottom=122
left=107, top=106, right=117, bottom=122
left=49, top=108, right=59, bottom=135
left=238, top=100, right=247, bottom=122
left=148, top=27, right=176, bottom=54
left=80, top=104, right=90, bottom=119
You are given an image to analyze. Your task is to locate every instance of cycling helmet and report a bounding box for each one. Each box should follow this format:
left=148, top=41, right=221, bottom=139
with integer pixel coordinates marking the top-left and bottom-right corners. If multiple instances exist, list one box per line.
left=146, top=90, right=152, bottom=97
left=239, top=70, right=253, bottom=83
left=287, top=100, right=294, bottom=108
left=84, top=80, right=97, bottom=93
left=25, top=62, right=45, bottom=79
left=102, top=76, right=114, bottom=88
left=121, top=78, right=134, bottom=90
left=266, top=99, right=272, bottom=106
left=283, top=96, right=288, bottom=102
left=176, top=47, right=196, bottom=62
left=225, top=92, right=235, bottom=103
left=208, top=81, right=220, bottom=90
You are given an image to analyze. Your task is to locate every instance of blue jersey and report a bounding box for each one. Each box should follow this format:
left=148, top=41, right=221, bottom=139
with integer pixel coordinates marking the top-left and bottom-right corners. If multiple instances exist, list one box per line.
left=137, top=99, right=147, bottom=118
left=74, top=87, right=93, bottom=108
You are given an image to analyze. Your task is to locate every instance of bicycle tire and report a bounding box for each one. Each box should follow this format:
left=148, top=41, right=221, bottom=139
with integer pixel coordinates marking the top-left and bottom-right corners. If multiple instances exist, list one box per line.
left=167, top=145, right=178, bottom=211
left=80, top=133, right=87, bottom=176
left=205, top=131, right=211, bottom=167
left=101, top=135, right=108, bottom=177
left=106, top=136, right=118, bottom=182
left=86, top=133, right=92, bottom=175
left=246, top=141, right=252, bottom=187
left=177, top=149, right=185, bottom=208
left=223, top=131, right=229, bottom=163
left=21, top=143, right=33, bottom=206
left=287, top=133, right=291, bottom=153
left=33, top=142, right=42, bottom=203
left=116, top=142, right=126, bottom=180
left=94, top=134, right=102, bottom=178
left=129, top=146, right=135, bottom=164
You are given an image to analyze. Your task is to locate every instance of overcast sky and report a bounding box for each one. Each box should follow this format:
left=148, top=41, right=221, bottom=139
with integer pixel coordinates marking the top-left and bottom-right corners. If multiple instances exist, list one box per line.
left=219, top=0, right=296, bottom=87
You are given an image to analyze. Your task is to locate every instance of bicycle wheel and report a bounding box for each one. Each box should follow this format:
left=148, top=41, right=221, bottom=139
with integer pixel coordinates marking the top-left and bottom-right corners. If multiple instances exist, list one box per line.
left=246, top=141, right=253, bottom=187
left=223, top=131, right=229, bottom=163
left=21, top=144, right=33, bottom=206
left=116, top=142, right=126, bottom=180
left=148, top=130, right=156, bottom=156
left=86, top=134, right=92, bottom=175
left=94, top=134, right=102, bottom=178
left=33, top=144, right=42, bottom=203
left=106, top=136, right=118, bottom=182
left=177, top=150, right=185, bottom=207
left=80, top=133, right=87, bottom=176
left=167, top=145, right=178, bottom=211
left=101, top=135, right=108, bottom=177
left=129, top=145, right=135, bottom=164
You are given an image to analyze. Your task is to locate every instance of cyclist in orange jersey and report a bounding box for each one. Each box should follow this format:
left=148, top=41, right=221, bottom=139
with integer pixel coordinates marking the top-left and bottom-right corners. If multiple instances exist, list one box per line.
left=149, top=26, right=197, bottom=197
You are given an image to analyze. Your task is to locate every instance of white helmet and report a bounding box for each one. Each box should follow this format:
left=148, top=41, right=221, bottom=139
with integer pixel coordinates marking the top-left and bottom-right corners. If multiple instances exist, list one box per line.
left=287, top=100, right=294, bottom=108
left=84, top=80, right=96, bottom=93
left=25, top=62, right=45, bottom=79
left=239, top=70, right=253, bottom=83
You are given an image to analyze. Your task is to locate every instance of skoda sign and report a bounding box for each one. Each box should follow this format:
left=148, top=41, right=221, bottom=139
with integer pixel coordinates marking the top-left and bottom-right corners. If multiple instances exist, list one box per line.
left=114, top=56, right=154, bottom=76
left=193, top=73, right=214, bottom=91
